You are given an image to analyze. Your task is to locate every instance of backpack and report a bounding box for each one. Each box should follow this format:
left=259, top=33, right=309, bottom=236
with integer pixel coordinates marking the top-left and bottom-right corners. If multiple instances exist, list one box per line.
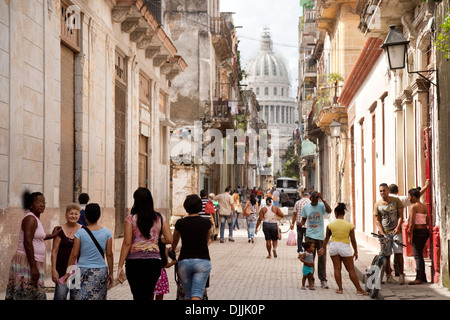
left=205, top=200, right=215, bottom=214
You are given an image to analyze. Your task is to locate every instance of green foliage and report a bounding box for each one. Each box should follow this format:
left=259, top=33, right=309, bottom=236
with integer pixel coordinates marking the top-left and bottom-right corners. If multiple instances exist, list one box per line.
left=281, top=144, right=300, bottom=179
left=436, top=9, right=450, bottom=60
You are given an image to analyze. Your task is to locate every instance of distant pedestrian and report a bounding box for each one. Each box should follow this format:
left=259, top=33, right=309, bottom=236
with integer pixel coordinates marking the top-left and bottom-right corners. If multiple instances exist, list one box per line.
left=300, top=191, right=332, bottom=289
left=319, top=203, right=367, bottom=296
left=300, top=241, right=315, bottom=290
left=232, top=192, right=242, bottom=231
left=407, top=187, right=430, bottom=285
left=6, top=191, right=60, bottom=300
left=214, top=187, right=236, bottom=243
left=255, top=197, right=284, bottom=259
left=272, top=188, right=280, bottom=207
left=291, top=192, right=311, bottom=256
left=280, top=189, right=289, bottom=207
left=77, top=193, right=90, bottom=227
left=64, top=203, right=114, bottom=300
left=172, top=194, right=212, bottom=300
left=51, top=203, right=82, bottom=300
left=117, top=187, right=173, bottom=300
left=200, top=190, right=216, bottom=240
left=243, top=194, right=259, bottom=243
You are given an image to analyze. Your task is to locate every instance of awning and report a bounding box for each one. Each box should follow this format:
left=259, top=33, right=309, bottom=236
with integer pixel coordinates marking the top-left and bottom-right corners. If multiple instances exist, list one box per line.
left=300, top=138, right=316, bottom=159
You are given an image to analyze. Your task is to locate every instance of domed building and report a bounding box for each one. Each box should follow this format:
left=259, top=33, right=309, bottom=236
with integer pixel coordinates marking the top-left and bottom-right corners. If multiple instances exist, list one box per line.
left=245, top=28, right=297, bottom=178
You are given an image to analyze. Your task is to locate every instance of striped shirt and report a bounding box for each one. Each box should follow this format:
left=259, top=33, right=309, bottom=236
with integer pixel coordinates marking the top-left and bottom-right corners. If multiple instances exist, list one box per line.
left=293, top=197, right=311, bottom=224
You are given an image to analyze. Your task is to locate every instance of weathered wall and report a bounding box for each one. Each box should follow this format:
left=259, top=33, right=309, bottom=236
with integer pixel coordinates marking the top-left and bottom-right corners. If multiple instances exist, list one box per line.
left=436, top=0, right=450, bottom=289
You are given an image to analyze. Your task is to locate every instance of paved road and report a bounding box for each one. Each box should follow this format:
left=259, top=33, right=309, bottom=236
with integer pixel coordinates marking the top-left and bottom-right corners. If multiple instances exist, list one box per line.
left=108, top=221, right=371, bottom=301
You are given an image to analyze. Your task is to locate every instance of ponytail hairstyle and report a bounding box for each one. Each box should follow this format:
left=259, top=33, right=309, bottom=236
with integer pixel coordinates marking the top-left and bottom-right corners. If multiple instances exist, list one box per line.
left=22, top=190, right=44, bottom=211
left=249, top=194, right=257, bottom=206
left=334, top=203, right=347, bottom=216
left=408, top=187, right=421, bottom=199
left=131, top=187, right=157, bottom=239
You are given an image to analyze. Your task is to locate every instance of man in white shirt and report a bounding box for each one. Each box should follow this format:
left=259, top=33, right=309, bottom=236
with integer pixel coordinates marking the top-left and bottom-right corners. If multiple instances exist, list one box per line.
left=214, top=187, right=236, bottom=243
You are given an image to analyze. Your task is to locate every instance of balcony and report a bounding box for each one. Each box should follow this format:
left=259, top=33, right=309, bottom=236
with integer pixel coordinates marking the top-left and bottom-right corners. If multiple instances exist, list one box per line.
left=210, top=17, right=233, bottom=61
left=313, top=86, right=346, bottom=133
left=111, top=0, right=187, bottom=79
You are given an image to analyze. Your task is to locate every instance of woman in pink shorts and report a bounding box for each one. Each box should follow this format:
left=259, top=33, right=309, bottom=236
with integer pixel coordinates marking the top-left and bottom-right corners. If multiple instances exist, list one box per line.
left=318, top=203, right=367, bottom=296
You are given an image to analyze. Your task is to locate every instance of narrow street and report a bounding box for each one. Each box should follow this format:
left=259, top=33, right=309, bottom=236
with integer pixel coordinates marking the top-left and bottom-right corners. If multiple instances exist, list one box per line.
left=106, top=216, right=450, bottom=301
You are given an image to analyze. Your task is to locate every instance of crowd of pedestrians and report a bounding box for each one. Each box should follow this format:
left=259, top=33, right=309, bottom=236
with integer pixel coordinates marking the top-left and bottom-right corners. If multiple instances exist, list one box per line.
left=4, top=180, right=432, bottom=300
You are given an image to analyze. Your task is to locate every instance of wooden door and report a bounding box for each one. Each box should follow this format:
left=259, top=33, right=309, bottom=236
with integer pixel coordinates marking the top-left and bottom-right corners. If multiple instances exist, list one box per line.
left=115, top=83, right=126, bottom=237
left=60, top=44, right=75, bottom=218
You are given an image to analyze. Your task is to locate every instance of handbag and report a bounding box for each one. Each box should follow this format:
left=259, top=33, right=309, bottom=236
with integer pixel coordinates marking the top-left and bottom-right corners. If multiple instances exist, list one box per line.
left=82, top=226, right=104, bottom=258
left=243, top=202, right=251, bottom=217
left=157, top=212, right=168, bottom=267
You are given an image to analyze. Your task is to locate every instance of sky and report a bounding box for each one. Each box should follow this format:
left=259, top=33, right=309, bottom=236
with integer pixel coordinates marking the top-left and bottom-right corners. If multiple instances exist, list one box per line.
left=220, top=0, right=301, bottom=98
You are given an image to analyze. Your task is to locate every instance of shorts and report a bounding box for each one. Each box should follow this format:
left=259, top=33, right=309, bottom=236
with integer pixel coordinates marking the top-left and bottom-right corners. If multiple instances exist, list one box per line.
left=381, top=233, right=404, bottom=255
left=303, top=266, right=313, bottom=276
left=262, top=222, right=278, bottom=241
left=328, top=241, right=353, bottom=257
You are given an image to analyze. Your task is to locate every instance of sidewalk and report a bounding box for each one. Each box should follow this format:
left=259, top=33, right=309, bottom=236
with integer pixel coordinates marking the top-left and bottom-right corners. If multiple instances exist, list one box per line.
left=354, top=232, right=450, bottom=300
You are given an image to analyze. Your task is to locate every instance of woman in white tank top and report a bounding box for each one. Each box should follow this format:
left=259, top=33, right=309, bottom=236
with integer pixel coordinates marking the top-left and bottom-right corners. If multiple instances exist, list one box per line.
left=255, top=197, right=284, bottom=259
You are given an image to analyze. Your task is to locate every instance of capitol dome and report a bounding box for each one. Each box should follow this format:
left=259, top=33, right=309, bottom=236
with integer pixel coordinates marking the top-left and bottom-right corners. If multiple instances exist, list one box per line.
left=245, top=28, right=291, bottom=86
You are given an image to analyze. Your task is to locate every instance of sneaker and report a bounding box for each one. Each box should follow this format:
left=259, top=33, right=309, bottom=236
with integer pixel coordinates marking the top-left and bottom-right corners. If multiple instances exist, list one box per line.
left=398, top=274, right=405, bottom=285
left=251, top=238, right=254, bottom=243
left=220, top=239, right=225, bottom=243
left=386, top=274, right=398, bottom=284
left=229, top=238, right=235, bottom=242
left=321, top=280, right=329, bottom=289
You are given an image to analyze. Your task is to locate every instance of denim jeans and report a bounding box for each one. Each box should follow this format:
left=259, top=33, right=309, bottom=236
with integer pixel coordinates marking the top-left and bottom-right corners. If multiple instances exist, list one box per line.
left=219, top=214, right=234, bottom=240
left=53, top=282, right=75, bottom=300
left=178, top=259, right=212, bottom=299
left=246, top=219, right=256, bottom=239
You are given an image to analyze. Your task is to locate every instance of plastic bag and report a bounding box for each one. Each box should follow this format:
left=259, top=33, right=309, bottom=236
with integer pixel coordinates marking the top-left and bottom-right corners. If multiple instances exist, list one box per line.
left=286, top=231, right=297, bottom=246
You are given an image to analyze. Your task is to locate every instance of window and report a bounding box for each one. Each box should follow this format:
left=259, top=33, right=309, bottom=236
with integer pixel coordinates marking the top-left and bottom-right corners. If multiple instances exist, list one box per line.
left=264, top=56, right=269, bottom=75
left=265, top=87, right=269, bottom=95
left=256, top=87, right=260, bottom=95
left=274, top=87, right=277, bottom=96
left=281, top=88, right=284, bottom=96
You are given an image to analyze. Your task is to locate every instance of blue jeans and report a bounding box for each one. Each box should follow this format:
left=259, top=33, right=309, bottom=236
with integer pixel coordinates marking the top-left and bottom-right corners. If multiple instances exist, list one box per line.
left=178, top=259, right=212, bottom=299
left=53, top=282, right=75, bottom=300
left=246, top=219, right=256, bottom=239
left=219, top=214, right=234, bottom=240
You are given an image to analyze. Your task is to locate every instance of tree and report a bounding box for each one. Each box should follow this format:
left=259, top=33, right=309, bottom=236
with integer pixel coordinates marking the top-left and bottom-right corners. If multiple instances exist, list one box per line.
left=281, top=143, right=300, bottom=179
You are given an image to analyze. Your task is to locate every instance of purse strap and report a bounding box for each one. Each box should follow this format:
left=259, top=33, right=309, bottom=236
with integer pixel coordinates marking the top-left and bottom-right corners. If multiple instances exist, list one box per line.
left=82, top=226, right=104, bottom=258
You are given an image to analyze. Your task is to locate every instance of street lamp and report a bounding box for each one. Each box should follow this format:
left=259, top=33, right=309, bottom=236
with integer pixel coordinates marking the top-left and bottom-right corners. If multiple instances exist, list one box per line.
left=330, top=119, right=340, bottom=138
left=381, top=25, right=437, bottom=86
left=381, top=25, right=409, bottom=70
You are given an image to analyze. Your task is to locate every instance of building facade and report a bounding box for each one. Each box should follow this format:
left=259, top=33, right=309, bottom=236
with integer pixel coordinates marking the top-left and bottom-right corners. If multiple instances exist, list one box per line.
left=0, top=0, right=186, bottom=289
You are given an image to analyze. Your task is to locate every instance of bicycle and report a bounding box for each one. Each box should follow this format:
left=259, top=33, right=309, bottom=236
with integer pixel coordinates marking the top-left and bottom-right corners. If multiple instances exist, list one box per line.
left=364, top=232, right=406, bottom=299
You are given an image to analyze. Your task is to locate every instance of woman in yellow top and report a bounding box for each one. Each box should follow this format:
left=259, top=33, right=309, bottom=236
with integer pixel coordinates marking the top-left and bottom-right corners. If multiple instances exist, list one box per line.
left=318, top=203, right=367, bottom=296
